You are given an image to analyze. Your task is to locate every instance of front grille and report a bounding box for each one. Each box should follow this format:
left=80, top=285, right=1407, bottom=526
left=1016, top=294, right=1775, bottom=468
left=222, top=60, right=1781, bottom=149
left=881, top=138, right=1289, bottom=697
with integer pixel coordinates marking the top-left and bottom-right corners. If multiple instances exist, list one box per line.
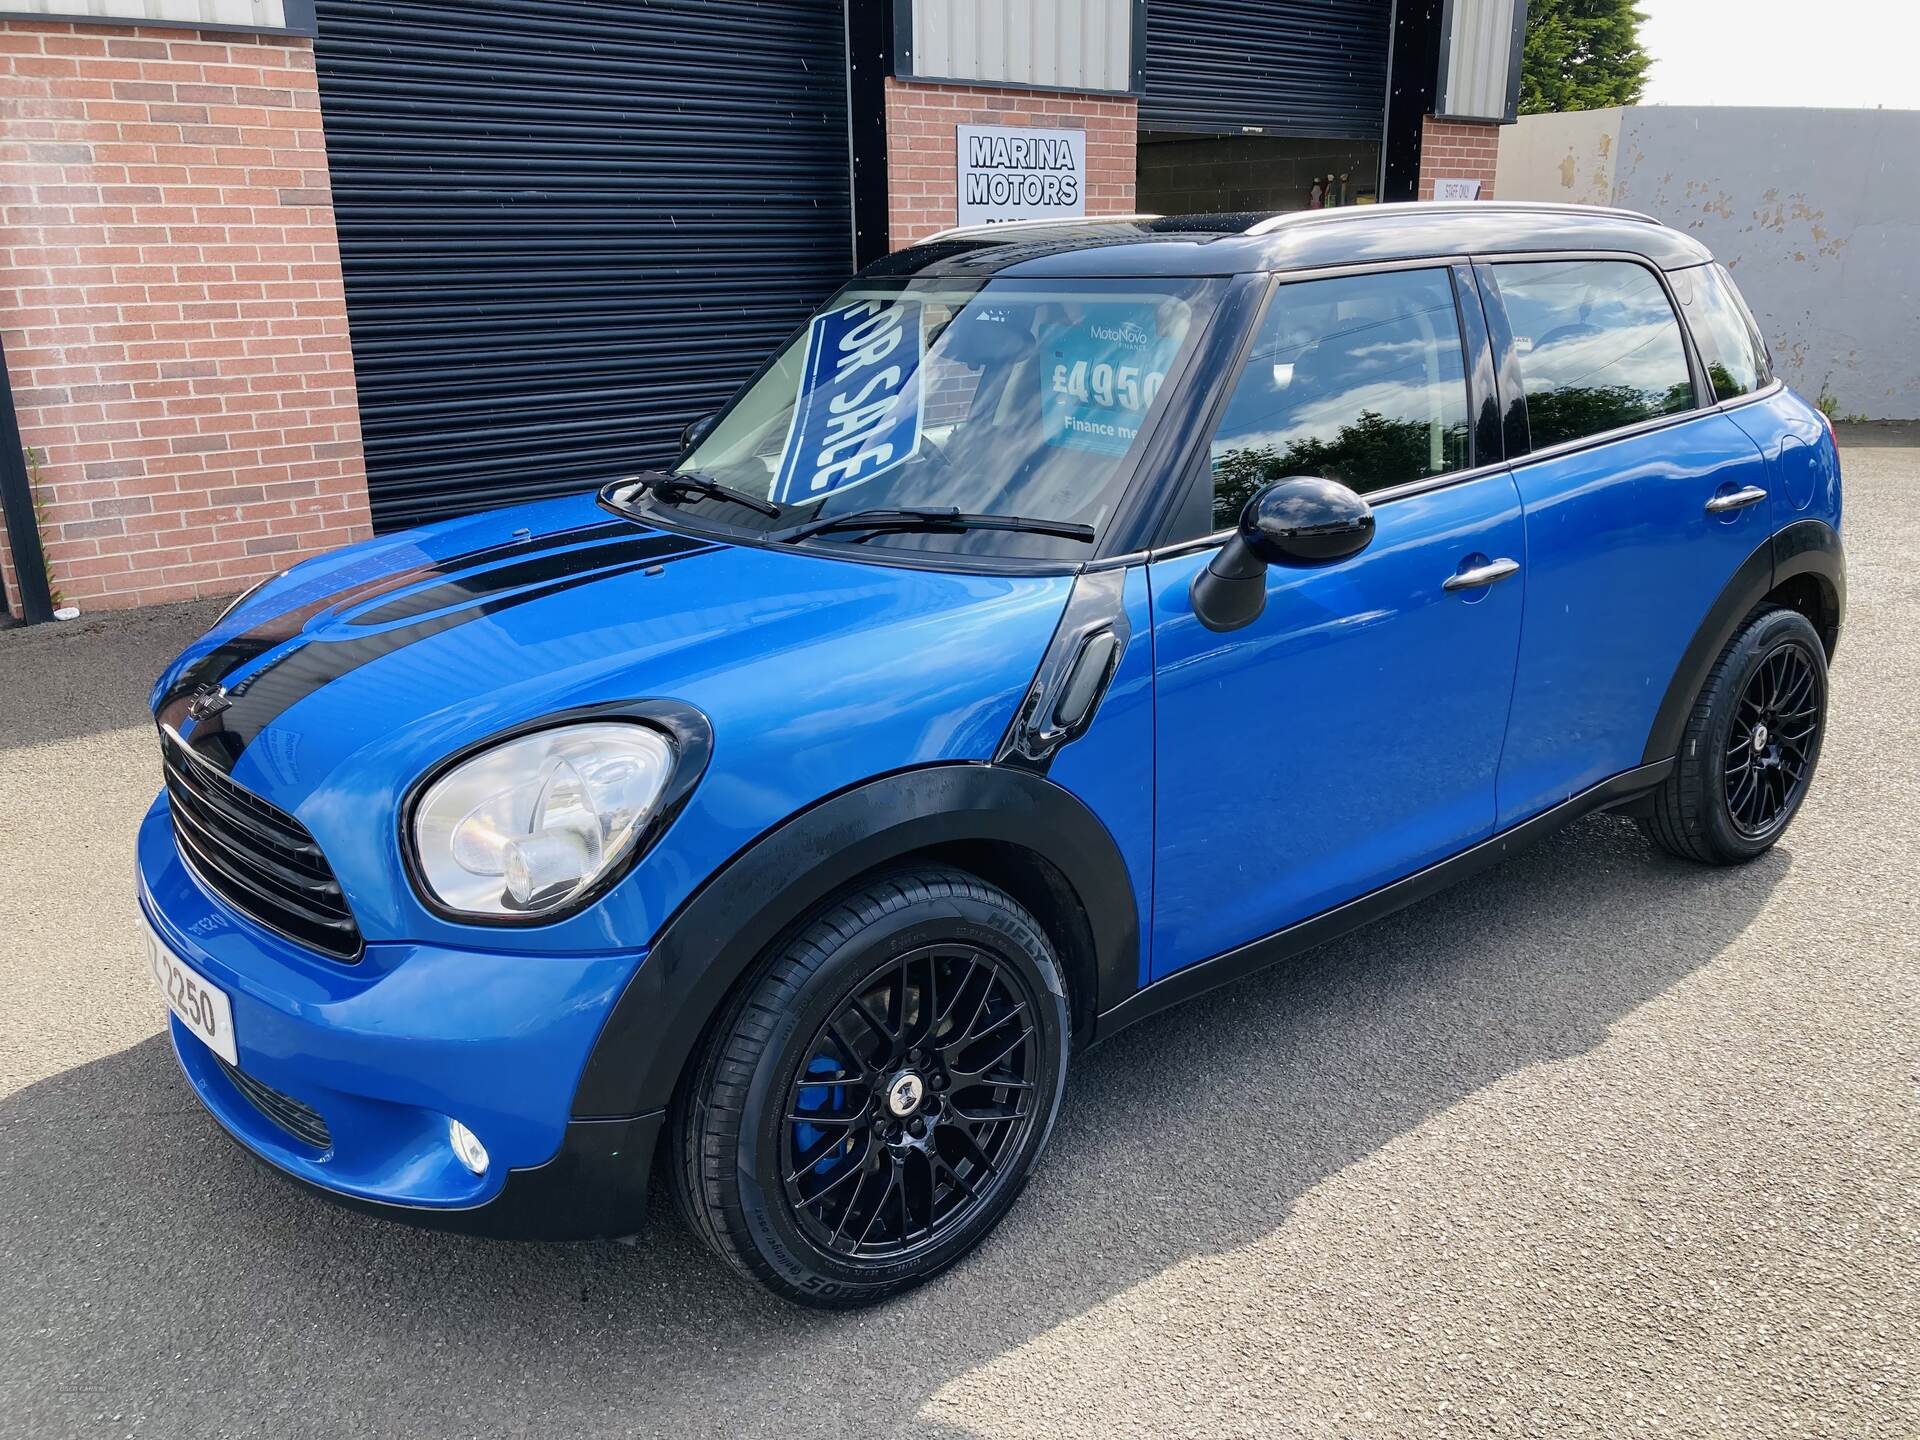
left=214, top=1053, right=333, bottom=1150
left=159, top=730, right=363, bottom=961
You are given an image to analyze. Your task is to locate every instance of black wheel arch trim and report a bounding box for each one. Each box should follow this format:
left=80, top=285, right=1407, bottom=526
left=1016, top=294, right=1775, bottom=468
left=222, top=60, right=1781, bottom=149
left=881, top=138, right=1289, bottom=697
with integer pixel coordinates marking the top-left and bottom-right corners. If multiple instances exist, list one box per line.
left=570, top=763, right=1141, bottom=1120
left=1641, top=518, right=1844, bottom=767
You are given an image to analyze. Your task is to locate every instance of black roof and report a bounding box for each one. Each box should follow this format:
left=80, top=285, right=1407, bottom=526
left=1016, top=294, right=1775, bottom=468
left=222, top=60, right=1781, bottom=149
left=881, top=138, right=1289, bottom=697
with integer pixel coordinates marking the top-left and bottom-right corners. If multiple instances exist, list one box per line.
left=867, top=203, right=1715, bottom=281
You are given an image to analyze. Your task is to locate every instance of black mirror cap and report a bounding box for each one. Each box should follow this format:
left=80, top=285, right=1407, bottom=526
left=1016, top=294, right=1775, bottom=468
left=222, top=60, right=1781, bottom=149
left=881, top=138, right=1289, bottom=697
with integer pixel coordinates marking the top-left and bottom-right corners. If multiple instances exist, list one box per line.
left=1240, top=476, right=1375, bottom=566
left=681, top=413, right=717, bottom=452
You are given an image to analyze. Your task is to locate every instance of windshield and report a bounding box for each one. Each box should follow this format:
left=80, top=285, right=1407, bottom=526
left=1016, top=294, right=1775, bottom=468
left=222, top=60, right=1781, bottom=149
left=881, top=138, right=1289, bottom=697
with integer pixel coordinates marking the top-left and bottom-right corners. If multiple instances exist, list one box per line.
left=667, top=276, right=1223, bottom=561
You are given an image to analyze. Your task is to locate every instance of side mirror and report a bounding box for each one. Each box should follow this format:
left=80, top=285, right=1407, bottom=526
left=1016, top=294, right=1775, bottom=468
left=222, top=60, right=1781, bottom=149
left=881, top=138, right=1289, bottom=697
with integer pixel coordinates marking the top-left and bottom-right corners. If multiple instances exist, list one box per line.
left=680, top=413, right=717, bottom=452
left=1190, top=476, right=1375, bottom=633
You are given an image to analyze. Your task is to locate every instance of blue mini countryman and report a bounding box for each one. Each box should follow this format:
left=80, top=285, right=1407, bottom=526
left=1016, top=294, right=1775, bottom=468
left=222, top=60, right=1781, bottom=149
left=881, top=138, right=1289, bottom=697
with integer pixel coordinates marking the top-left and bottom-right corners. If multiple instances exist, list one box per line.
left=141, top=204, right=1843, bottom=1306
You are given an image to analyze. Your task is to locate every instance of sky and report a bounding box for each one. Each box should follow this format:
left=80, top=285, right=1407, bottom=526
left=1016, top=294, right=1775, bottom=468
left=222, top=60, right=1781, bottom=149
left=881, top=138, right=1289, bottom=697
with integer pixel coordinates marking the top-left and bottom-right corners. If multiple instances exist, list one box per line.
left=1636, top=0, right=1920, bottom=110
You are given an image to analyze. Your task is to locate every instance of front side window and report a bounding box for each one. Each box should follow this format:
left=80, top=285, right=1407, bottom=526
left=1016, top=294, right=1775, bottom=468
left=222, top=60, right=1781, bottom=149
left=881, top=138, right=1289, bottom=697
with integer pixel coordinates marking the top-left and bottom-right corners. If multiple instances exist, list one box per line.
left=1672, top=262, right=1771, bottom=401
left=1492, top=258, right=1695, bottom=450
left=1205, top=267, right=1472, bottom=530
left=669, top=276, right=1222, bottom=561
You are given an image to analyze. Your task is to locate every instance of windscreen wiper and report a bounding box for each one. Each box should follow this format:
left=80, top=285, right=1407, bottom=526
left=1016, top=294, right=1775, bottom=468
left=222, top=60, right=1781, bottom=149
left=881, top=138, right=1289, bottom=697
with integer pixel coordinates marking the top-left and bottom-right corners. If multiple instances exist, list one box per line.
left=610, top=469, right=781, bottom=519
left=779, top=506, right=1096, bottom=545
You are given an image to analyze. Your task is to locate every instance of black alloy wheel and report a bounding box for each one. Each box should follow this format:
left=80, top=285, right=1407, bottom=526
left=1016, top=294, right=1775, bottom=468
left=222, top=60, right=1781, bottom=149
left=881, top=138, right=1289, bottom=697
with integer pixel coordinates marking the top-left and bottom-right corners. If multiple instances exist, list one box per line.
left=669, top=866, right=1069, bottom=1307
left=782, top=943, right=1040, bottom=1260
left=1640, top=604, right=1829, bottom=865
left=1723, top=638, right=1821, bottom=837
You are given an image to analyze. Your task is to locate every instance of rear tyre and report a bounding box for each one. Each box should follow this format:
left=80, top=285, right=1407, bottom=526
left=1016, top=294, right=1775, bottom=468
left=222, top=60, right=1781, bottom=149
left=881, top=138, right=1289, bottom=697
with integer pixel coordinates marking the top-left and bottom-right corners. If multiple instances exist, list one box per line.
left=668, top=866, right=1070, bottom=1308
left=1639, top=605, right=1828, bottom=864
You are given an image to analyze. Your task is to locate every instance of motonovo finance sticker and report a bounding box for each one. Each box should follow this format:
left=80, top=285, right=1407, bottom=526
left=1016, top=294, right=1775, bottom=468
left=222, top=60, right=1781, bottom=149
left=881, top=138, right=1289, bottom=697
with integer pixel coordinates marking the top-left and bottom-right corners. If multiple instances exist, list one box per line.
left=772, top=298, right=924, bottom=506
left=1041, top=303, right=1180, bottom=456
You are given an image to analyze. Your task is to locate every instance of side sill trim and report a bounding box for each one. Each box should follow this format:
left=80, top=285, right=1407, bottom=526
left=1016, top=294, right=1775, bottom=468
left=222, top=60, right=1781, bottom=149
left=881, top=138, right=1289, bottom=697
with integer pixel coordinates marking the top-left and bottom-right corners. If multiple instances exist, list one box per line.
left=1091, top=759, right=1675, bottom=1043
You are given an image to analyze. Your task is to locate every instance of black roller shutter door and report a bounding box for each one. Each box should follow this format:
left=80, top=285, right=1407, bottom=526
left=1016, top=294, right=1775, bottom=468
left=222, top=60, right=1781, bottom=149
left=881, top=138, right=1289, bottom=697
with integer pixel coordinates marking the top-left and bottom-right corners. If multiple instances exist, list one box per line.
left=1141, top=0, right=1391, bottom=139
left=312, top=1, right=853, bottom=531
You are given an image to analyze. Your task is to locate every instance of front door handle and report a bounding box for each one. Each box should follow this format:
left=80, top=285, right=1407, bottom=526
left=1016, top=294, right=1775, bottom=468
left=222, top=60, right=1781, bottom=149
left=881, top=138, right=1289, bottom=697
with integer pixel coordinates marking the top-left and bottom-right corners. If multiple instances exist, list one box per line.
left=1705, top=485, right=1768, bottom=514
left=1443, top=557, right=1520, bottom=591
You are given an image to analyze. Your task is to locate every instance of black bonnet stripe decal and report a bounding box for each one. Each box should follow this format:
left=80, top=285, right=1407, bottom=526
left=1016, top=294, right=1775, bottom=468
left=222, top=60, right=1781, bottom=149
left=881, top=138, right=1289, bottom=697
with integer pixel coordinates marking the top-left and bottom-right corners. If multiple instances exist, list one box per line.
left=157, top=519, right=638, bottom=718
left=346, top=533, right=695, bottom=628
left=182, top=538, right=720, bottom=768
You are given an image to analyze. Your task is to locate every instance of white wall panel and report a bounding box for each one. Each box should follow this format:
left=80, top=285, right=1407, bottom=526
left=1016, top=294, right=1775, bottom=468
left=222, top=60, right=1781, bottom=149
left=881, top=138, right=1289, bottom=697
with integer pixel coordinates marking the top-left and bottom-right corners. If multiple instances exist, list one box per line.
left=2, top=0, right=289, bottom=26
left=911, top=0, right=1134, bottom=94
left=1438, top=0, right=1524, bottom=121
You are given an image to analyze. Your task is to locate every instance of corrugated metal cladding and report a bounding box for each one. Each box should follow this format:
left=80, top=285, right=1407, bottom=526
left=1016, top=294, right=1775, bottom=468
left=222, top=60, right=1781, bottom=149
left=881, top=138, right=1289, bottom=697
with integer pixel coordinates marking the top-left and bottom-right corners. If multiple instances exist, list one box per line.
left=1439, top=0, right=1522, bottom=121
left=909, top=0, right=1133, bottom=93
left=1141, top=0, right=1391, bottom=138
left=311, top=1, right=853, bottom=531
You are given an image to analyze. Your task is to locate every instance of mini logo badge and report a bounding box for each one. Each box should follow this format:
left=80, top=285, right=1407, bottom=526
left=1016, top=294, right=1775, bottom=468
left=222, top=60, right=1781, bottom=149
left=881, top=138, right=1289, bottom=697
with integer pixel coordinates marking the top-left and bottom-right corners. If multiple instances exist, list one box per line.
left=186, top=686, right=232, bottom=722
left=886, top=1072, right=925, bottom=1118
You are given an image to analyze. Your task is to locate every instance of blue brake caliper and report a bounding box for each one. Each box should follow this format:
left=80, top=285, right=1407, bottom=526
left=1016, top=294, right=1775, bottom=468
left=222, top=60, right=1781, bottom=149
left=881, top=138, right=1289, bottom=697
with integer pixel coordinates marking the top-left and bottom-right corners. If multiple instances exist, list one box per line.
left=794, top=1053, right=850, bottom=1177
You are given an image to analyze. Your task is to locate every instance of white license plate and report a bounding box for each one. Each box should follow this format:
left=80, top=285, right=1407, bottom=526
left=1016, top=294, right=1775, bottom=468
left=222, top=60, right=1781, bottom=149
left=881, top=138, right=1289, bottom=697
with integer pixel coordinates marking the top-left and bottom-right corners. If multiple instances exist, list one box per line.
left=143, top=917, right=238, bottom=1066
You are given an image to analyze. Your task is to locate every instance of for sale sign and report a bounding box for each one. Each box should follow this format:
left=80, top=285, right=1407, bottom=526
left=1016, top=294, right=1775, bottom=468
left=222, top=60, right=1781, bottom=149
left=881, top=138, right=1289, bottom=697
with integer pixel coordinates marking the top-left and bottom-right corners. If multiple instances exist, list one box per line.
left=770, top=298, right=925, bottom=507
left=955, top=124, right=1087, bottom=228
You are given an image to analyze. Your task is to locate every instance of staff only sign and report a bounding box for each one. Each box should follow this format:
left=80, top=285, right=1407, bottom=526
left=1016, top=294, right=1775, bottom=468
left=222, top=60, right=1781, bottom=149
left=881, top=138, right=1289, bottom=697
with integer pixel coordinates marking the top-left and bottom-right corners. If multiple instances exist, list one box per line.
left=955, top=123, right=1087, bottom=227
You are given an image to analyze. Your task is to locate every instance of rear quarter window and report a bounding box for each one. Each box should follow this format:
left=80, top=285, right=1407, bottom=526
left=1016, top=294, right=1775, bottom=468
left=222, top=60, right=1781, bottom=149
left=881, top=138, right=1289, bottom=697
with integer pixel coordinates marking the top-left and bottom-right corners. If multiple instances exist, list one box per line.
left=1492, top=258, right=1696, bottom=451
left=1672, top=263, right=1773, bottom=401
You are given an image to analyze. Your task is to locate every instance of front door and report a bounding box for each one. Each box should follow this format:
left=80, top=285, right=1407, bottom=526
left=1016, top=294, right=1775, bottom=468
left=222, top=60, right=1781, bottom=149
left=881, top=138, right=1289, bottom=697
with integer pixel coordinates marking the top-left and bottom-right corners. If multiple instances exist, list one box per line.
left=1148, top=266, right=1526, bottom=981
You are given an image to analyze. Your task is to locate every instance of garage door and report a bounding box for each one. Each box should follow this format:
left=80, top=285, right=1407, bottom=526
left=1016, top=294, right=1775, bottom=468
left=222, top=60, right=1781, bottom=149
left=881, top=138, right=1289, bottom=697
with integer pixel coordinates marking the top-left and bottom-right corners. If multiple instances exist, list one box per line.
left=1141, top=0, right=1391, bottom=139
left=313, top=1, right=854, bottom=530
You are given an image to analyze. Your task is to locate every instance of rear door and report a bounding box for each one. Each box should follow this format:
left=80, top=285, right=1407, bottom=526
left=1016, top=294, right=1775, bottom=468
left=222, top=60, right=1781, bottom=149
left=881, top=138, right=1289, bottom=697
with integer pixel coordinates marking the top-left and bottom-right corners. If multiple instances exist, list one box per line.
left=1480, top=256, right=1775, bottom=828
left=1147, top=265, right=1525, bottom=980
left=1674, top=262, right=1839, bottom=530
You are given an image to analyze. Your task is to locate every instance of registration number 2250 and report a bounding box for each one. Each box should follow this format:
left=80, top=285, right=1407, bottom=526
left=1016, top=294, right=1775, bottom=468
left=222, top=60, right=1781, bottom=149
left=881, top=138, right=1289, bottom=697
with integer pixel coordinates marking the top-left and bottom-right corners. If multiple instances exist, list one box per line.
left=143, top=919, right=238, bottom=1066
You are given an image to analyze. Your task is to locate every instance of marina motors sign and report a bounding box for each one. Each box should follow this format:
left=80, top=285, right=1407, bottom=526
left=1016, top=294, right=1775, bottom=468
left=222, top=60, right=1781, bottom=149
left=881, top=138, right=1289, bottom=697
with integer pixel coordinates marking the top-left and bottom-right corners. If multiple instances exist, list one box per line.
left=954, top=123, right=1088, bottom=227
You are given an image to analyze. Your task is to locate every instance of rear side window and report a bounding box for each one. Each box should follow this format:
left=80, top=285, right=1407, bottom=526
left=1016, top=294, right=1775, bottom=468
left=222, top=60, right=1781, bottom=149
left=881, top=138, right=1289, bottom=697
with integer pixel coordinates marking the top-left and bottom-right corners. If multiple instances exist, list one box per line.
left=1672, top=263, right=1772, bottom=400
left=1492, top=259, right=1695, bottom=451
left=1205, top=267, right=1471, bottom=528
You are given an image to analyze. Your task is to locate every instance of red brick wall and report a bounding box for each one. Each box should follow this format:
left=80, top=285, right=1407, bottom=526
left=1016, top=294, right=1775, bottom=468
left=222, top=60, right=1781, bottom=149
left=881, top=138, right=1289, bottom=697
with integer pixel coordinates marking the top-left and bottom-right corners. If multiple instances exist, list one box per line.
left=884, top=78, right=1137, bottom=249
left=0, top=20, right=372, bottom=614
left=1417, top=116, right=1501, bottom=201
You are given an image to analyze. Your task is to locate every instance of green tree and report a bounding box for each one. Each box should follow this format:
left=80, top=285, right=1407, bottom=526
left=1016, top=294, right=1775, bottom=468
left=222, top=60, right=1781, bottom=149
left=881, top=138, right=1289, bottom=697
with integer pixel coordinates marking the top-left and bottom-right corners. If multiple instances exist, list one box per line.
left=1520, top=0, right=1652, bottom=114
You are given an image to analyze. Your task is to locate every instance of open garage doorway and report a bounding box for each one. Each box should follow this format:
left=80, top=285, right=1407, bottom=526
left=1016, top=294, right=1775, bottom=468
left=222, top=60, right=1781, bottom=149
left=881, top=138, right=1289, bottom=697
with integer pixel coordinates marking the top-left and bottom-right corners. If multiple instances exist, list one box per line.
left=1136, top=132, right=1383, bottom=216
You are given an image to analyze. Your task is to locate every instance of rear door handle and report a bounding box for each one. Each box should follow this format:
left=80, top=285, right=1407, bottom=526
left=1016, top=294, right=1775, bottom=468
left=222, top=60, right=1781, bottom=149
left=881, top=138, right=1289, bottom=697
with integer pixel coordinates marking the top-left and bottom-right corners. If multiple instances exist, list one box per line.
left=1705, top=485, right=1768, bottom=514
left=1443, top=557, right=1520, bottom=591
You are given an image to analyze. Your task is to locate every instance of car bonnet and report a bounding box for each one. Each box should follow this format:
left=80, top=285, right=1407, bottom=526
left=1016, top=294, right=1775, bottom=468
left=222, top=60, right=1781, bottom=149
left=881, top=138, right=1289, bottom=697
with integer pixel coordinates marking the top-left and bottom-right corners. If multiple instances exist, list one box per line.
left=150, top=494, right=1076, bottom=947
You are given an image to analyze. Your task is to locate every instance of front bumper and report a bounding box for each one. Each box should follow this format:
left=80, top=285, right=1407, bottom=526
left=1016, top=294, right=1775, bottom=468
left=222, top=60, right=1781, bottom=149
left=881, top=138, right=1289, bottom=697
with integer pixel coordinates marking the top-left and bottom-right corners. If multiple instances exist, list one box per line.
left=138, top=796, right=660, bottom=1239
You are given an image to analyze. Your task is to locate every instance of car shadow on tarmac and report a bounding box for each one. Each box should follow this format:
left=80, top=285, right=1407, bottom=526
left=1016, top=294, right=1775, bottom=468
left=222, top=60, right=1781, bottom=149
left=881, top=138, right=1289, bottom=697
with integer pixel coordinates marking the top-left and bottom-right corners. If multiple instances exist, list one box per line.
left=0, top=814, right=1785, bottom=1440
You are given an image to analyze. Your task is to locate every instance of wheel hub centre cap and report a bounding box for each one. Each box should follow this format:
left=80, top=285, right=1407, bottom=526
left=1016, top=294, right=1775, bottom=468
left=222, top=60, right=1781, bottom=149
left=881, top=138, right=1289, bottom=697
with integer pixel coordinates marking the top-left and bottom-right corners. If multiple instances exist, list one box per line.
left=1752, top=721, right=1770, bottom=752
left=885, top=1071, right=925, bottom=1118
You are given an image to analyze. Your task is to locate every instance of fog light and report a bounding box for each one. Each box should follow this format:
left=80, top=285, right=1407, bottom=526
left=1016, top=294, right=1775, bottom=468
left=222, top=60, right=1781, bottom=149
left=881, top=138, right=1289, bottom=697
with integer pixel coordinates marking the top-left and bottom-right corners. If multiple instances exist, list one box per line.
left=449, top=1118, right=489, bottom=1175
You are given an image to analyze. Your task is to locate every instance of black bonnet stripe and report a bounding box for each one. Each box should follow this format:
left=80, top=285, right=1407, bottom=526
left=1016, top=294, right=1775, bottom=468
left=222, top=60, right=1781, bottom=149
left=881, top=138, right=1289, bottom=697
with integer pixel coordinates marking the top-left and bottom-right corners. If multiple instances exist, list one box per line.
left=157, top=519, right=637, bottom=717
left=346, top=533, right=694, bottom=628
left=182, top=538, right=720, bottom=768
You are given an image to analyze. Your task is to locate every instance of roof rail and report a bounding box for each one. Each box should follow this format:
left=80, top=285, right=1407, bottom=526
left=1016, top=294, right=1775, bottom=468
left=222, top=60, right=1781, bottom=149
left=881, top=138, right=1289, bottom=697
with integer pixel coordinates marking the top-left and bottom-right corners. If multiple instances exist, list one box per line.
left=916, top=213, right=1165, bottom=245
left=1242, top=200, right=1661, bottom=236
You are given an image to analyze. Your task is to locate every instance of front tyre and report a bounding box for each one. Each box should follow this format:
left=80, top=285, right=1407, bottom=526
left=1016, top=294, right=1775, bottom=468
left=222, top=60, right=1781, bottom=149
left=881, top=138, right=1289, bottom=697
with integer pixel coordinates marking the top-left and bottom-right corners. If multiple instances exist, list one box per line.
left=1641, top=605, right=1829, bottom=864
left=669, top=866, right=1070, bottom=1308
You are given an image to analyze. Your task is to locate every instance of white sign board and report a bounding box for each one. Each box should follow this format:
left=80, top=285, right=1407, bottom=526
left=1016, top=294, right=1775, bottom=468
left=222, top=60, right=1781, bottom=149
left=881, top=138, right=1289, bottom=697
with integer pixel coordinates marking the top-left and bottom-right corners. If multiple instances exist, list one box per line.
left=1434, top=177, right=1484, bottom=201
left=955, top=124, right=1087, bottom=227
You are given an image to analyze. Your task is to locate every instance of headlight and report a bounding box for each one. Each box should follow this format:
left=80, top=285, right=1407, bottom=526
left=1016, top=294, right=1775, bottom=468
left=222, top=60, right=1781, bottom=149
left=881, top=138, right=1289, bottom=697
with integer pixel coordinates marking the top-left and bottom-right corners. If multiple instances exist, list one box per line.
left=411, top=722, right=677, bottom=919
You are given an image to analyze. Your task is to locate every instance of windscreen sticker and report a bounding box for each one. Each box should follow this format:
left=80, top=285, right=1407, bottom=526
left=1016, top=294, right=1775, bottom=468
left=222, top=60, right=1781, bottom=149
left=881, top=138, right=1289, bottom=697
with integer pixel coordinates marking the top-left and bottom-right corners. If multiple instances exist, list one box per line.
left=771, top=298, right=924, bottom=506
left=1041, top=303, right=1179, bottom=456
